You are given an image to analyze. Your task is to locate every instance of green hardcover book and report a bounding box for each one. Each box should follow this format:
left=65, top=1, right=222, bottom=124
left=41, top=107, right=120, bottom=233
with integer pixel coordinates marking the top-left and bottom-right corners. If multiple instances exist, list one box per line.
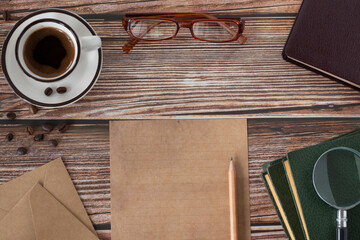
left=285, top=131, right=360, bottom=239
left=263, top=129, right=360, bottom=240
left=263, top=158, right=306, bottom=240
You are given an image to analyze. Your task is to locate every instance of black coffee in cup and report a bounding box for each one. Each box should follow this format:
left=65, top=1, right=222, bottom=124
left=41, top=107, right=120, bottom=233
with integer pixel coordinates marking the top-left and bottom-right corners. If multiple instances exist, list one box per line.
left=23, top=27, right=75, bottom=78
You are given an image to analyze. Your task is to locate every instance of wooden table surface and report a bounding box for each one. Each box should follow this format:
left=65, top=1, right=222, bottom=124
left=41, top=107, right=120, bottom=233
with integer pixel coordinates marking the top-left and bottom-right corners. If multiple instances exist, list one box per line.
left=1, top=0, right=360, bottom=119
left=1, top=1, right=360, bottom=240
left=2, top=119, right=360, bottom=240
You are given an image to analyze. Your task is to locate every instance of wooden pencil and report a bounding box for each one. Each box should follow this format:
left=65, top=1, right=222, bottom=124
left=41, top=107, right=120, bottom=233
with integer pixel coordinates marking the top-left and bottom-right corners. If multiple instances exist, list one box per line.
left=229, top=157, right=238, bottom=240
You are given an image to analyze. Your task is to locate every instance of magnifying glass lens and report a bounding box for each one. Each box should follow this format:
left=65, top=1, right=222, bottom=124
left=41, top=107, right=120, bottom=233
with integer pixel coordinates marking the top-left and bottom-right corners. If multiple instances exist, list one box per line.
left=313, top=148, right=360, bottom=208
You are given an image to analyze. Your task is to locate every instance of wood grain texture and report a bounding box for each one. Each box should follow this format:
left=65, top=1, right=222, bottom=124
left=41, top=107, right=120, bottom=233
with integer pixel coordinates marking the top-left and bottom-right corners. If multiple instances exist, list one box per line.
left=0, top=0, right=301, bottom=18
left=1, top=3, right=360, bottom=119
left=1, top=120, right=360, bottom=239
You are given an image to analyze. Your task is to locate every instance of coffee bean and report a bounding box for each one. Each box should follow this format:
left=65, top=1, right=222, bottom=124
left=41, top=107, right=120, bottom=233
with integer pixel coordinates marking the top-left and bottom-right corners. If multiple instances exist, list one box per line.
left=34, top=134, right=44, bottom=141
left=49, top=139, right=58, bottom=147
left=29, top=104, right=38, bottom=114
left=26, top=126, right=34, bottom=135
left=5, top=133, right=13, bottom=142
left=17, top=147, right=27, bottom=155
left=58, top=123, right=69, bottom=133
left=42, top=123, right=53, bottom=132
left=56, top=87, right=67, bottom=94
left=44, top=87, right=53, bottom=96
left=3, top=11, right=10, bottom=21
left=6, top=112, right=16, bottom=120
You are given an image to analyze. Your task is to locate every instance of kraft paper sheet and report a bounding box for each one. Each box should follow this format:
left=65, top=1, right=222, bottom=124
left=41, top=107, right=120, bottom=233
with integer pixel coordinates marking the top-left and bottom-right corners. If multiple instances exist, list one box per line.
left=110, top=119, right=250, bottom=240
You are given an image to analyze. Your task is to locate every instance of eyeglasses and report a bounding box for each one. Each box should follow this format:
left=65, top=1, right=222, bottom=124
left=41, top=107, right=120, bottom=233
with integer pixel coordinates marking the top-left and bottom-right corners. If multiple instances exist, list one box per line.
left=122, top=13, right=247, bottom=53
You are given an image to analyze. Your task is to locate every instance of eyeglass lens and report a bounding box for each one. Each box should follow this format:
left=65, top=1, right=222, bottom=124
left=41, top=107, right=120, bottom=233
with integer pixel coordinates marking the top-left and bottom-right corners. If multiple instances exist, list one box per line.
left=130, top=20, right=178, bottom=40
left=192, top=21, right=238, bottom=41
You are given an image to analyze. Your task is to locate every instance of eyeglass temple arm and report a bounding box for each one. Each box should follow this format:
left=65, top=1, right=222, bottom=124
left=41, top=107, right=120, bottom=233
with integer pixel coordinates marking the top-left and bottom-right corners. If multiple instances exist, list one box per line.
left=123, top=13, right=246, bottom=53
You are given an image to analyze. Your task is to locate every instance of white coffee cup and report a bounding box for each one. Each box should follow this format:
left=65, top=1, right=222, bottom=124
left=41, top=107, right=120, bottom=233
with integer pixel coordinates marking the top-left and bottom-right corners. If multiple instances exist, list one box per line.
left=15, top=18, right=101, bottom=82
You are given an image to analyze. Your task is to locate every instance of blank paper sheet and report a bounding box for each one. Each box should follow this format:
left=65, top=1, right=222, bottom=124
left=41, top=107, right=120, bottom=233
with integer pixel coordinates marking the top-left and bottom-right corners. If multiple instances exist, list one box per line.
left=110, top=119, right=250, bottom=240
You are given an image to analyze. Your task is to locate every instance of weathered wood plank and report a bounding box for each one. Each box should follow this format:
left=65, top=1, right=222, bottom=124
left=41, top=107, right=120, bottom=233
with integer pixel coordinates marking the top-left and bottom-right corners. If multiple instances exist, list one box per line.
left=0, top=0, right=301, bottom=19
left=251, top=225, right=286, bottom=240
left=1, top=119, right=360, bottom=239
left=1, top=17, right=360, bottom=120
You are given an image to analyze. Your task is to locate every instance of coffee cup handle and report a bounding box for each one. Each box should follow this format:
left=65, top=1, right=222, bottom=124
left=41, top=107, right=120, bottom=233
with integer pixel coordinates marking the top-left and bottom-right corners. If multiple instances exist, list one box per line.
left=80, top=36, right=102, bottom=51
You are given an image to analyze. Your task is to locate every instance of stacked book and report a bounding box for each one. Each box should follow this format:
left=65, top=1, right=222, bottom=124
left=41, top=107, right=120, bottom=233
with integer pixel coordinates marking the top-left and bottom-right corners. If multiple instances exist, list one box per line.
left=262, top=129, right=360, bottom=240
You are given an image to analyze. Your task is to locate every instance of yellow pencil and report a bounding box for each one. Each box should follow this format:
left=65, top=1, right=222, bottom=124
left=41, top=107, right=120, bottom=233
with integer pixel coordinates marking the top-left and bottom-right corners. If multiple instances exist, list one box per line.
left=229, top=157, right=238, bottom=240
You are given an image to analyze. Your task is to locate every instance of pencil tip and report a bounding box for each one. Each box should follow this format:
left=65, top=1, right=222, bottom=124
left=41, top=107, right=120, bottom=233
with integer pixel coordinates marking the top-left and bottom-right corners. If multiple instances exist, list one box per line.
left=230, top=157, right=233, bottom=161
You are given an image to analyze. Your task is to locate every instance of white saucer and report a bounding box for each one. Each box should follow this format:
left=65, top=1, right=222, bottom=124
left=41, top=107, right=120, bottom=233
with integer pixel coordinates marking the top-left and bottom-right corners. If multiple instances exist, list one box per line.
left=2, top=9, right=103, bottom=108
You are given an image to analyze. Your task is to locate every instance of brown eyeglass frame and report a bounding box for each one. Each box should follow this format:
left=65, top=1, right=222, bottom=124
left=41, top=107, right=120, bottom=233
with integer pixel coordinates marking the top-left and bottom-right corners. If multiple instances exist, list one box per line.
left=122, top=13, right=246, bottom=53
left=123, top=16, right=245, bottom=42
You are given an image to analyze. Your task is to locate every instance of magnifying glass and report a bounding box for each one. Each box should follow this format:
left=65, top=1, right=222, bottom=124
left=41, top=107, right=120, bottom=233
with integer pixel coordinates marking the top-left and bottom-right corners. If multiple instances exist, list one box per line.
left=313, top=147, right=360, bottom=240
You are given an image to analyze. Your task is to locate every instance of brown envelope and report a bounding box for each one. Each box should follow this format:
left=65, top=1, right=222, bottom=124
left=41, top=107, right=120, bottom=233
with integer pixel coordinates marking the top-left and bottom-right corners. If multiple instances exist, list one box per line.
left=0, top=183, right=98, bottom=240
left=0, top=158, right=96, bottom=235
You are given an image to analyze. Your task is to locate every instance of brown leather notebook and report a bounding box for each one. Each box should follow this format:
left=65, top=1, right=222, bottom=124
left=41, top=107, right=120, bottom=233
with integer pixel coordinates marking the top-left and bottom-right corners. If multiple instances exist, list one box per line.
left=283, top=0, right=360, bottom=88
